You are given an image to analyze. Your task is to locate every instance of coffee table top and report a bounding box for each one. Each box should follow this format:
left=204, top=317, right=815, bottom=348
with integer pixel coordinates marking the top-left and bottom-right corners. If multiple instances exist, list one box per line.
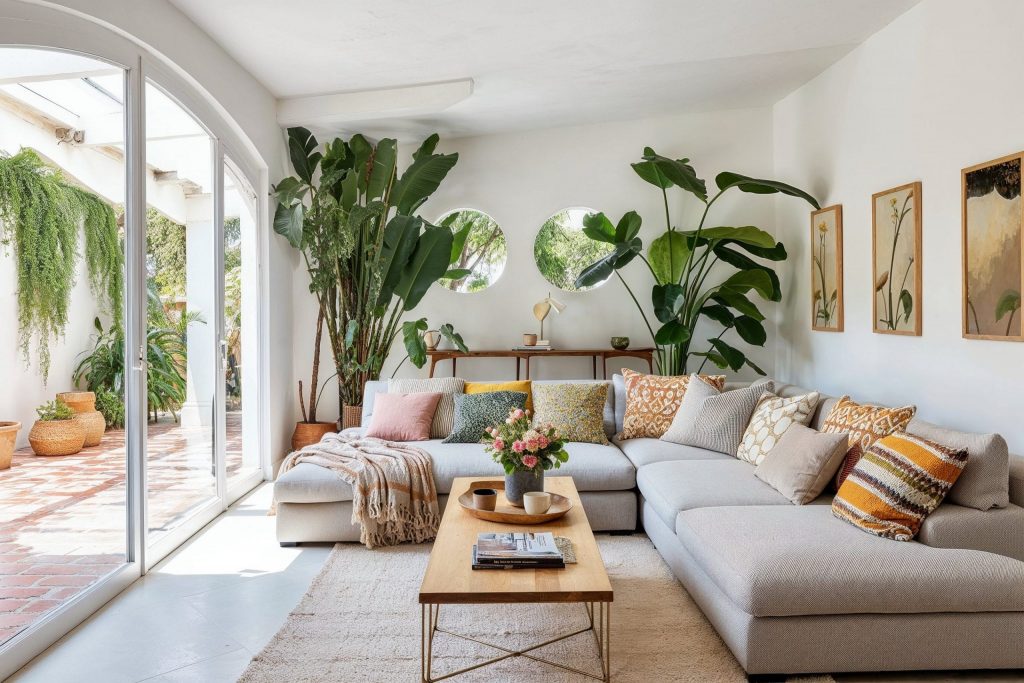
left=419, top=476, right=613, bottom=604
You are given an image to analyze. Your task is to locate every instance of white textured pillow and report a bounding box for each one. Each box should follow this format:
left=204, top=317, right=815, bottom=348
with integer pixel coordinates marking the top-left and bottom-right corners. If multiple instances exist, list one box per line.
left=737, top=391, right=821, bottom=465
left=661, top=377, right=774, bottom=456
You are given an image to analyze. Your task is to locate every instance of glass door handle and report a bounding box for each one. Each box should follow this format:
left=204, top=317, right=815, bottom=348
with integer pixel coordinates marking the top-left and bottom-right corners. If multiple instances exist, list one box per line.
left=220, top=339, right=229, bottom=371
left=133, top=343, right=148, bottom=372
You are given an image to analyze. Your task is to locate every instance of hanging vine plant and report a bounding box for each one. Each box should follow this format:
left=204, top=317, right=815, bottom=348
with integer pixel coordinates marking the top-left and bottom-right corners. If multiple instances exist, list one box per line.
left=0, top=148, right=123, bottom=380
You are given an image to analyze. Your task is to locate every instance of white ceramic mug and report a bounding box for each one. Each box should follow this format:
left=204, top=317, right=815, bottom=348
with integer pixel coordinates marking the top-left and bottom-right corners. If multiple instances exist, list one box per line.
left=523, top=491, right=552, bottom=515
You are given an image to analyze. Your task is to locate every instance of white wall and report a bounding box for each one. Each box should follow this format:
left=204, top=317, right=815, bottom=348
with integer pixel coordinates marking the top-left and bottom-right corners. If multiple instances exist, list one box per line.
left=294, top=107, right=792, bottom=420
left=773, top=0, right=1024, bottom=452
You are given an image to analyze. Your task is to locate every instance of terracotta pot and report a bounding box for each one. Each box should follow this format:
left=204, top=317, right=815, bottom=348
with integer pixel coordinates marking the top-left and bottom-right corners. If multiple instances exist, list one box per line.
left=57, top=391, right=96, bottom=413
left=29, top=419, right=86, bottom=456
left=291, top=421, right=336, bottom=452
left=341, top=405, right=363, bottom=430
left=74, top=410, right=106, bottom=447
left=0, top=421, right=20, bottom=470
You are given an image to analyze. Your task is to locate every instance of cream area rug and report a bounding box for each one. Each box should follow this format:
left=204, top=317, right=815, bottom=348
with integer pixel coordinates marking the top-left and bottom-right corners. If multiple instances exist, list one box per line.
left=240, top=535, right=832, bottom=682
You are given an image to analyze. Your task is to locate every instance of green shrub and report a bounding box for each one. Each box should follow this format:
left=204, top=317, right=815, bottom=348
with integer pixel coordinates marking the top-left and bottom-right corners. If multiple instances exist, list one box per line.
left=36, top=398, right=74, bottom=421
left=95, top=388, right=125, bottom=429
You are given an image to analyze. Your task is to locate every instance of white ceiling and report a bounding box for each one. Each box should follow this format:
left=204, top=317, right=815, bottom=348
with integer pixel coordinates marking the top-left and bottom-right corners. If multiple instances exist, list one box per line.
left=169, top=0, right=919, bottom=139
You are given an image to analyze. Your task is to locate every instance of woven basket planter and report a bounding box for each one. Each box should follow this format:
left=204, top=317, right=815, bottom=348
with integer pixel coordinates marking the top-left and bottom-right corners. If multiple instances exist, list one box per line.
left=341, top=405, right=363, bottom=430
left=0, top=421, right=20, bottom=470
left=74, top=410, right=106, bottom=447
left=290, top=421, right=337, bottom=452
left=29, top=419, right=86, bottom=456
left=57, top=391, right=96, bottom=414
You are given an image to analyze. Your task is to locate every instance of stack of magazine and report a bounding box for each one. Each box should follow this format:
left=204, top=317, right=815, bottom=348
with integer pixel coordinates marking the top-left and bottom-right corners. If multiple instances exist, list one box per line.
left=472, top=532, right=565, bottom=570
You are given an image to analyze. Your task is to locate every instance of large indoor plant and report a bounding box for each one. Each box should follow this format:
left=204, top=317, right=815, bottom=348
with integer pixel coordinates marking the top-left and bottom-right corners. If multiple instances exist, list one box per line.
left=575, top=148, right=818, bottom=375
left=274, top=128, right=469, bottom=427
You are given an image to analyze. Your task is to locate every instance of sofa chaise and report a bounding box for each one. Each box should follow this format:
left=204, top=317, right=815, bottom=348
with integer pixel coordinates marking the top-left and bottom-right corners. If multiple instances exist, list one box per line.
left=273, top=377, right=1024, bottom=677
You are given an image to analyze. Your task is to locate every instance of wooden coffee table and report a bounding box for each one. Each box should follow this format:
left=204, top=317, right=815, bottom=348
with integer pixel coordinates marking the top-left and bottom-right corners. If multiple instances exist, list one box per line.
left=419, top=476, right=613, bottom=682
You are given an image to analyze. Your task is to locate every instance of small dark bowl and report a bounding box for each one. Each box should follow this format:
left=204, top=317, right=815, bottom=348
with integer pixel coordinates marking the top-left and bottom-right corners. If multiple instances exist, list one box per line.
left=473, top=488, right=497, bottom=511
left=610, top=336, right=630, bottom=350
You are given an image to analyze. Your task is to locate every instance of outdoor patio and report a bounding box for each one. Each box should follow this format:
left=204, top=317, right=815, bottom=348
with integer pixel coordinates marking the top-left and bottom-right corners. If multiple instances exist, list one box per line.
left=0, top=412, right=246, bottom=644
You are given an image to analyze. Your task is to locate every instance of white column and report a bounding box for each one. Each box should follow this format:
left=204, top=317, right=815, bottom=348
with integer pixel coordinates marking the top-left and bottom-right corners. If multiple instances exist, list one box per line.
left=179, top=193, right=215, bottom=428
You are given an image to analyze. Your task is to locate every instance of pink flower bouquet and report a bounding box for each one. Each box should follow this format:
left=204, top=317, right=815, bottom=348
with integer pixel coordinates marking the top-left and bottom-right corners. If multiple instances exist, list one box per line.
left=482, top=407, right=569, bottom=475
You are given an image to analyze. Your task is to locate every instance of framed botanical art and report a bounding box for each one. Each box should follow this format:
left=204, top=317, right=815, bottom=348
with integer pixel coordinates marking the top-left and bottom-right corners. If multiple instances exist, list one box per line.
left=810, top=205, right=844, bottom=331
left=872, top=182, right=922, bottom=336
left=962, top=152, right=1023, bottom=341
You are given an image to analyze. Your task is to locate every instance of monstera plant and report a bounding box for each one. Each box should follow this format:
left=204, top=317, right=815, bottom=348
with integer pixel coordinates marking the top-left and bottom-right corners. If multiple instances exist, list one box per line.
left=274, top=128, right=469, bottom=422
left=575, top=147, right=818, bottom=376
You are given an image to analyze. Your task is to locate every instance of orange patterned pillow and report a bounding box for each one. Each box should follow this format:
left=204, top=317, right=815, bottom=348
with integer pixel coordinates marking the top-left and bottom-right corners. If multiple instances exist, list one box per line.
left=619, top=369, right=726, bottom=439
left=821, top=395, right=917, bottom=451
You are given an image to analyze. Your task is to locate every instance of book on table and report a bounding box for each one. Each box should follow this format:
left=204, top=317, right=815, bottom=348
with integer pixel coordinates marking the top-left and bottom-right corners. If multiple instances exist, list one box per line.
left=472, top=532, right=565, bottom=570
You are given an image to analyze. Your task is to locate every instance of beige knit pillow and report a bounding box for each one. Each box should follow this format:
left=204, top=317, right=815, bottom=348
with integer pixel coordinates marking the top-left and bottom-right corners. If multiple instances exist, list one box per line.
left=737, top=391, right=820, bottom=465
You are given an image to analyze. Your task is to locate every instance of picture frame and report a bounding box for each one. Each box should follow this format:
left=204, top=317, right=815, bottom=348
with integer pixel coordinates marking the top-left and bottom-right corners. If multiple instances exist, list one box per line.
left=872, top=182, right=922, bottom=336
left=810, top=205, right=844, bottom=332
left=961, top=152, right=1024, bottom=341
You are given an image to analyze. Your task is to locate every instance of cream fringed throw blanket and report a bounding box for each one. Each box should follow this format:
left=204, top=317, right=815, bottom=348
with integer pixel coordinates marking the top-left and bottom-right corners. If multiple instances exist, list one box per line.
left=276, top=433, right=440, bottom=549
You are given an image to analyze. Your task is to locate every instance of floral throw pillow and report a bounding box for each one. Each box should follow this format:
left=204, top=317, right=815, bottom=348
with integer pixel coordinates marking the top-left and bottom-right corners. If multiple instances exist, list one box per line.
left=443, top=391, right=528, bottom=444
left=531, top=382, right=610, bottom=445
left=737, top=391, right=821, bottom=465
left=619, top=369, right=726, bottom=439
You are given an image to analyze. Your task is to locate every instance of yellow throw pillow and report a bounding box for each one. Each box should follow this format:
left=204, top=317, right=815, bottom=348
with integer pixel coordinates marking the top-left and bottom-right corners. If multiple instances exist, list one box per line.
left=619, top=369, right=726, bottom=439
left=832, top=432, right=968, bottom=541
left=466, top=380, right=532, bottom=412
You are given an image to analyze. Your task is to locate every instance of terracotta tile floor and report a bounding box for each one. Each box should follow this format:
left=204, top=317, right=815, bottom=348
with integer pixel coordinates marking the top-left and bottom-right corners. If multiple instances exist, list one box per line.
left=0, top=412, right=253, bottom=645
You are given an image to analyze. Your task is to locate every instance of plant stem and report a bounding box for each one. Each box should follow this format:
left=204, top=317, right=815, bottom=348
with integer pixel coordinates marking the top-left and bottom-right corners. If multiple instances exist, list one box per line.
left=614, top=270, right=658, bottom=344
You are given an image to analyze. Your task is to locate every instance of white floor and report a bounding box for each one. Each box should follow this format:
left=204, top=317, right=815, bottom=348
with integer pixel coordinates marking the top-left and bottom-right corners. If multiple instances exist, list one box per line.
left=10, top=484, right=332, bottom=683
left=9, top=484, right=1024, bottom=683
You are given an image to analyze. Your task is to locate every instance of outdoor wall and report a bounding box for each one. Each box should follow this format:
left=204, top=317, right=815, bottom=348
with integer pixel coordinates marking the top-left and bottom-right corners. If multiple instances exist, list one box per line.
left=773, top=0, right=1024, bottom=452
left=294, top=107, right=787, bottom=420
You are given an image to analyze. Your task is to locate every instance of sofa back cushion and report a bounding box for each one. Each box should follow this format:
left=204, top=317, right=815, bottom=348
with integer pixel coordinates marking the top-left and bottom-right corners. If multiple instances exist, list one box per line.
left=1012, top=454, right=1024, bottom=507
left=906, top=418, right=1009, bottom=511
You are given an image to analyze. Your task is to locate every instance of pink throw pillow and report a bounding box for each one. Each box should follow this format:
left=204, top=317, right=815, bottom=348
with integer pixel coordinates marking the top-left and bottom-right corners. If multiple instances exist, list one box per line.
left=364, top=392, right=442, bottom=441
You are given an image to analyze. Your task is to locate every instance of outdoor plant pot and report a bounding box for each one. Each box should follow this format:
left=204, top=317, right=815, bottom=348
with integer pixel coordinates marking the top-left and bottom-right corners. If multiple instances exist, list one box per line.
left=57, top=391, right=104, bottom=446
left=0, top=422, right=20, bottom=470
left=341, top=405, right=363, bottom=431
left=29, top=419, right=86, bottom=457
left=57, top=391, right=96, bottom=413
left=291, top=421, right=337, bottom=452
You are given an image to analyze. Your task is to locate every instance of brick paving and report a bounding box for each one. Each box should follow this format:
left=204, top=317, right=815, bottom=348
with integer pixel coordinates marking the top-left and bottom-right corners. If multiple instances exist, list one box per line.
left=0, top=413, right=250, bottom=645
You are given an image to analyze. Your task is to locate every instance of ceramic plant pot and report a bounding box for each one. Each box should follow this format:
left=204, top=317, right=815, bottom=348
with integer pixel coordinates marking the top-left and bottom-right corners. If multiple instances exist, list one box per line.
left=29, top=419, right=86, bottom=457
left=291, top=421, right=337, bottom=452
left=424, top=330, right=441, bottom=351
left=504, top=470, right=544, bottom=507
left=610, top=336, right=630, bottom=350
left=0, top=421, right=20, bottom=470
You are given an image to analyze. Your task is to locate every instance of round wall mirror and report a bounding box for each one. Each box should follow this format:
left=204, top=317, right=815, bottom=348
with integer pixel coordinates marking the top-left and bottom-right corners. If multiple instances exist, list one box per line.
left=534, top=207, right=613, bottom=291
left=436, top=209, right=508, bottom=293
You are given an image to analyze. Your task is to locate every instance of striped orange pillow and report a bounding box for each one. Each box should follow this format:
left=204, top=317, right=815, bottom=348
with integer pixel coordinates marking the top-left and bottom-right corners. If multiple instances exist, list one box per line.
left=832, top=432, right=968, bottom=541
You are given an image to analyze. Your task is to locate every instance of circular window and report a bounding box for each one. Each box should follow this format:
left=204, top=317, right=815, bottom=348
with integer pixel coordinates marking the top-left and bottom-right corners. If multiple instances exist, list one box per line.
left=436, top=209, right=507, bottom=293
left=534, top=207, right=614, bottom=291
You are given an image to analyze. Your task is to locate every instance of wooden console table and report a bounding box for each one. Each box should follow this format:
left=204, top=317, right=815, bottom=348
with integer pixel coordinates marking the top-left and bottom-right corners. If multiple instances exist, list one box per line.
left=426, top=348, right=654, bottom=379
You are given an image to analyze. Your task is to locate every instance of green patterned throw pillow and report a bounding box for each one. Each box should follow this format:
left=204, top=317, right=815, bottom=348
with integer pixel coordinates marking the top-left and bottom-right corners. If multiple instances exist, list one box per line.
left=532, top=382, right=611, bottom=445
left=443, top=391, right=528, bottom=444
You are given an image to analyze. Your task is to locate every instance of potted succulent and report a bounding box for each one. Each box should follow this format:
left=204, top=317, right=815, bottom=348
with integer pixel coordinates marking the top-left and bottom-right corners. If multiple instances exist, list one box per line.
left=29, top=398, right=86, bottom=456
left=0, top=421, right=20, bottom=470
left=57, top=391, right=106, bottom=447
left=482, top=407, right=569, bottom=507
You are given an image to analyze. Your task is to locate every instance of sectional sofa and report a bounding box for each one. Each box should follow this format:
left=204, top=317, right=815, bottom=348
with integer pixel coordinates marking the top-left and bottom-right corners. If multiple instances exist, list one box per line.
left=273, top=378, right=1024, bottom=677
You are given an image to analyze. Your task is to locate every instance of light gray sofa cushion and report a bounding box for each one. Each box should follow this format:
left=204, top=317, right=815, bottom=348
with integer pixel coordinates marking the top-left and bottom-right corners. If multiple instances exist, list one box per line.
left=613, top=437, right=731, bottom=468
left=637, top=459, right=797, bottom=530
left=661, top=378, right=773, bottom=455
left=674, top=504, right=1024, bottom=618
left=1012, top=454, right=1024, bottom=507
left=916, top=502, right=1024, bottom=562
left=906, top=418, right=1009, bottom=511
left=275, top=462, right=353, bottom=503
left=417, top=439, right=635, bottom=493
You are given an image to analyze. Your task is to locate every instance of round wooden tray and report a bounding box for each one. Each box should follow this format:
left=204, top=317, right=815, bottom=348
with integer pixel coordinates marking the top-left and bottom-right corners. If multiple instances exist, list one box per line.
left=457, top=479, right=573, bottom=525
